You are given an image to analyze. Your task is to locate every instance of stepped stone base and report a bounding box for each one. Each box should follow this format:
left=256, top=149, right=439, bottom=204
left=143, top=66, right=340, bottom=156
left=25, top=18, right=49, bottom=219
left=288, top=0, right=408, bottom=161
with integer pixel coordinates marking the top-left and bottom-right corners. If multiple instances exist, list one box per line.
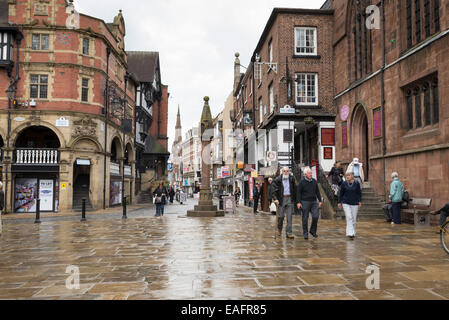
left=187, top=187, right=224, bottom=217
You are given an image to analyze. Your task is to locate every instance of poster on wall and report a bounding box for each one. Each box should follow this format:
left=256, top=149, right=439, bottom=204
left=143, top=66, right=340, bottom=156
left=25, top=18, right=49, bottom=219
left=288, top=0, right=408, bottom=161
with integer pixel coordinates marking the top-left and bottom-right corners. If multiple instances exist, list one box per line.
left=323, top=147, right=333, bottom=160
left=15, top=178, right=37, bottom=213
left=39, top=179, right=54, bottom=211
left=321, top=128, right=335, bottom=146
left=373, top=107, right=382, bottom=137
left=110, top=181, right=122, bottom=206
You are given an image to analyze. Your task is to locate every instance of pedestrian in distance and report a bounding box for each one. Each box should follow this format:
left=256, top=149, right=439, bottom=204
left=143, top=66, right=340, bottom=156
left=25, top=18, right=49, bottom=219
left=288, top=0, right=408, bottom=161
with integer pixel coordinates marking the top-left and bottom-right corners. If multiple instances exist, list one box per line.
left=0, top=182, right=4, bottom=234
left=297, top=167, right=322, bottom=240
left=327, top=161, right=344, bottom=198
left=431, top=202, right=449, bottom=233
left=253, top=182, right=263, bottom=214
left=234, top=186, right=241, bottom=207
left=338, top=171, right=362, bottom=240
left=168, top=185, right=175, bottom=204
left=389, top=172, right=404, bottom=225
left=272, top=167, right=297, bottom=239
left=347, top=158, right=364, bottom=191
left=153, top=181, right=168, bottom=218
left=267, top=178, right=276, bottom=215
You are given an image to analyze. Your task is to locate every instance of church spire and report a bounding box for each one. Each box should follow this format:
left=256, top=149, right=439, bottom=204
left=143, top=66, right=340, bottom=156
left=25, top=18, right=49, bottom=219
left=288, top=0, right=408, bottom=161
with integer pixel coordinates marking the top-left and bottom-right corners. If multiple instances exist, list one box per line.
left=175, top=105, right=181, bottom=129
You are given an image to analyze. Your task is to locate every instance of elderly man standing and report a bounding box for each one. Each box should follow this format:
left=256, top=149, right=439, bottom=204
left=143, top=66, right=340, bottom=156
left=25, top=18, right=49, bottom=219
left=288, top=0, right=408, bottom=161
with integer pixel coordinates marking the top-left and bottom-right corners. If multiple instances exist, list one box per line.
left=272, top=167, right=297, bottom=239
left=297, top=167, right=322, bottom=240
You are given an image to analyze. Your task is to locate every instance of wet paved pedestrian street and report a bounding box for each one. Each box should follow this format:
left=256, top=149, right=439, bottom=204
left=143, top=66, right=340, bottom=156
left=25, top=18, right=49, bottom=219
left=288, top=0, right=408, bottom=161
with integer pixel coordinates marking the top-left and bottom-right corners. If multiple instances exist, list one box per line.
left=1, top=200, right=449, bottom=300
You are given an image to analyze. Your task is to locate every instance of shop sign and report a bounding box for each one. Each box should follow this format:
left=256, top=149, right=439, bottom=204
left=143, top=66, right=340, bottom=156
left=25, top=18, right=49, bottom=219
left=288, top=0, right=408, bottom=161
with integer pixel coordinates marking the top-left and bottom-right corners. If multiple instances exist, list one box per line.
left=280, top=105, right=295, bottom=114
left=60, top=182, right=67, bottom=190
left=56, top=117, right=69, bottom=127
left=266, top=151, right=277, bottom=162
left=217, top=167, right=222, bottom=179
left=251, top=171, right=258, bottom=178
left=221, top=166, right=230, bottom=177
left=39, top=180, right=54, bottom=211
left=76, top=159, right=91, bottom=166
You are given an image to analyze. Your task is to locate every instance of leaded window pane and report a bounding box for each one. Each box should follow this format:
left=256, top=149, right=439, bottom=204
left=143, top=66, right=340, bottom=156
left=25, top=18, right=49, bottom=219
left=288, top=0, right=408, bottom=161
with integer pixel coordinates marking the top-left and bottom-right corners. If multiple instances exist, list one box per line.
left=32, top=34, right=40, bottom=50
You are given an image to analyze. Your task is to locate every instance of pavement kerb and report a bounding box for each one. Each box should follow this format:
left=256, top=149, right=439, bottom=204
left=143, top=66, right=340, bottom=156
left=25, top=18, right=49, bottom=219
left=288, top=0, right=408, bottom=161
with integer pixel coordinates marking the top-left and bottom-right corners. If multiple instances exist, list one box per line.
left=1, top=203, right=155, bottom=220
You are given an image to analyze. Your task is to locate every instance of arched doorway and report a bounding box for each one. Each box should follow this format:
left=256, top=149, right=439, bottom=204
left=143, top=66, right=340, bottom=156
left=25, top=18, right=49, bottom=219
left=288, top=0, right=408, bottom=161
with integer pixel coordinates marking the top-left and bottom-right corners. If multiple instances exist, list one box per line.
left=350, top=104, right=370, bottom=181
left=13, top=126, right=61, bottom=213
left=110, top=137, right=123, bottom=206
left=71, top=138, right=101, bottom=210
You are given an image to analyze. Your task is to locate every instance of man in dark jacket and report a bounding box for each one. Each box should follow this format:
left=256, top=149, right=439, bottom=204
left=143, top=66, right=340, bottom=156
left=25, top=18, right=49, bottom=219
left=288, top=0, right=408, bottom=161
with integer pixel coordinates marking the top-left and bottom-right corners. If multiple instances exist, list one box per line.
left=253, top=183, right=263, bottom=214
left=297, top=167, right=322, bottom=240
left=272, top=167, right=297, bottom=239
left=431, top=202, right=449, bottom=227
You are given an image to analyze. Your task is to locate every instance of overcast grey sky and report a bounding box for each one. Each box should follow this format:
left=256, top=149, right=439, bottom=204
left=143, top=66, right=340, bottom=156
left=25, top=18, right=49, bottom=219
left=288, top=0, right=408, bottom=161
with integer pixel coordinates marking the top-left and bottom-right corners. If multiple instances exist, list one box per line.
left=76, top=0, right=325, bottom=149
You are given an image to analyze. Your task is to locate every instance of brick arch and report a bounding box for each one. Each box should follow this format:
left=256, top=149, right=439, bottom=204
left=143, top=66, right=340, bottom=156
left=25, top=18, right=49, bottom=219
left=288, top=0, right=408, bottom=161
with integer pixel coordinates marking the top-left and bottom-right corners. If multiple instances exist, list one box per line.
left=68, top=136, right=103, bottom=153
left=11, top=122, right=66, bottom=149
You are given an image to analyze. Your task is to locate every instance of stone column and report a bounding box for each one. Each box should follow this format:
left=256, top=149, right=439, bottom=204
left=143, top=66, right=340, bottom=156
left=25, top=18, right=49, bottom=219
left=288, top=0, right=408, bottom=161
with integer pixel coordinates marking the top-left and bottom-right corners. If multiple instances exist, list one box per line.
left=187, top=97, right=224, bottom=217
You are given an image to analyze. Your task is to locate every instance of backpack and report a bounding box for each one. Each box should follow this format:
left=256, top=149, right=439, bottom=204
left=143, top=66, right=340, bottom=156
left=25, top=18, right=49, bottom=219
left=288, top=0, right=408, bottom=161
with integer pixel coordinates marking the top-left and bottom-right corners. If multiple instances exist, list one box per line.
left=401, top=190, right=410, bottom=209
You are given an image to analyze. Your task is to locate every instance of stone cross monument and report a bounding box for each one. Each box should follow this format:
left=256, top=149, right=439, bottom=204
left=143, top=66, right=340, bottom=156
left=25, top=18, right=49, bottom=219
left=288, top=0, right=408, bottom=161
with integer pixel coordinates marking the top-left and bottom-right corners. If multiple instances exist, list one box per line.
left=187, top=97, right=224, bottom=217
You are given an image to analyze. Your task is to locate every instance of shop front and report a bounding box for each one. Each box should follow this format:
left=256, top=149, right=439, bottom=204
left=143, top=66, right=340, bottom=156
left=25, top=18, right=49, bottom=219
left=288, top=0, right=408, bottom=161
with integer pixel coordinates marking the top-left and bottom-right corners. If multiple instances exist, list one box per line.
left=109, top=162, right=122, bottom=206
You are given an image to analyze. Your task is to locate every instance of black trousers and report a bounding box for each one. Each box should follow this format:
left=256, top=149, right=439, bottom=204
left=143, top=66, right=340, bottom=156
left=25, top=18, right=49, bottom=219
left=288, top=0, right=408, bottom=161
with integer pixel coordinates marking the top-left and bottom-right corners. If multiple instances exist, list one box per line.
left=253, top=196, right=260, bottom=212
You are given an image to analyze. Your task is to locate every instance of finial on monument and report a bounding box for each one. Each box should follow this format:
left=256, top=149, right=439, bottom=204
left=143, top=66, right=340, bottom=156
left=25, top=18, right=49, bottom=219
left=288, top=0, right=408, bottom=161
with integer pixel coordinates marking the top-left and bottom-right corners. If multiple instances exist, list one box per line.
left=204, top=96, right=209, bottom=102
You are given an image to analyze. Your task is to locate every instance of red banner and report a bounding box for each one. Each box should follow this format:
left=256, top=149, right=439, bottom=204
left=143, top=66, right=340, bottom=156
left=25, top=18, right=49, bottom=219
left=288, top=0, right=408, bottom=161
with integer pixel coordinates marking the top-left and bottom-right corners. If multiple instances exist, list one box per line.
left=342, top=122, right=348, bottom=147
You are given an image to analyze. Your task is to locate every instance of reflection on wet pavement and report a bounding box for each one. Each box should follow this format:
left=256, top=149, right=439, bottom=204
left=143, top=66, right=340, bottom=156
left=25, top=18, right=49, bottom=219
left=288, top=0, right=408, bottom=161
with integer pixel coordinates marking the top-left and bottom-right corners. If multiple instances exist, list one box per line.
left=0, top=200, right=448, bottom=300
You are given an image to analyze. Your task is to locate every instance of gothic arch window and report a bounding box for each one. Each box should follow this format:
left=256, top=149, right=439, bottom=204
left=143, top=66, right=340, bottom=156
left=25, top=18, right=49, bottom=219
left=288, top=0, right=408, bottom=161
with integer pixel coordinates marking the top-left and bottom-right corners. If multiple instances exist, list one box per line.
left=405, top=0, right=440, bottom=49
left=349, top=0, right=373, bottom=82
left=403, top=74, right=438, bottom=130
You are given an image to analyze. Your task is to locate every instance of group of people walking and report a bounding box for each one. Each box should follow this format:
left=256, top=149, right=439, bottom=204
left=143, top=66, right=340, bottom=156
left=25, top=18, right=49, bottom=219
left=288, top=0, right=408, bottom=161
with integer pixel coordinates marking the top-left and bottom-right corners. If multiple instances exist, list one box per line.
left=266, top=158, right=417, bottom=240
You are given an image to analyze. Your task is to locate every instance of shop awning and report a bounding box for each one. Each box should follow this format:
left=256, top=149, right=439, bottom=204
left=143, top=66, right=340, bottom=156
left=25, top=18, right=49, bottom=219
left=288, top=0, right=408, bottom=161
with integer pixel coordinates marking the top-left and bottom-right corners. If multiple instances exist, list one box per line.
left=259, top=165, right=279, bottom=178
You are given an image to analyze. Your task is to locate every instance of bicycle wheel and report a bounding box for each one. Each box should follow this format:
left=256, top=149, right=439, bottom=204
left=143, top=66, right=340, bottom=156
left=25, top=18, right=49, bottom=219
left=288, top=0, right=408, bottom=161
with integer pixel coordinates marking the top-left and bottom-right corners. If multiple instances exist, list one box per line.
left=440, top=221, right=449, bottom=255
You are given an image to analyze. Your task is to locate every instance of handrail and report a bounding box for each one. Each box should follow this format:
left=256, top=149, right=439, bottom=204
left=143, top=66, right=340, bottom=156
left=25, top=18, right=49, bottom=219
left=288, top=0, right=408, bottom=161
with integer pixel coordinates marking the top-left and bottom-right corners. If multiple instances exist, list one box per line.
left=316, top=164, right=338, bottom=210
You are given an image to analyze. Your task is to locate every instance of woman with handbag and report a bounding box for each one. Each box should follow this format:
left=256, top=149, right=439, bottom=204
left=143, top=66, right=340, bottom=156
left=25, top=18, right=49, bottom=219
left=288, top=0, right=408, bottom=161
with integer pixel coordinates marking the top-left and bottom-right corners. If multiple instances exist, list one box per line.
left=328, top=161, right=344, bottom=198
left=153, top=182, right=168, bottom=217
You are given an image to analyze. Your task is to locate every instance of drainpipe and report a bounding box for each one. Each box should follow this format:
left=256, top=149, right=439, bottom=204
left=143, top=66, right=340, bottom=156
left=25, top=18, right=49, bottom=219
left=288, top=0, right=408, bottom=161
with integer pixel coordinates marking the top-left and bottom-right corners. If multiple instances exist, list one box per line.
left=5, top=33, right=23, bottom=214
left=103, top=47, right=111, bottom=209
left=380, top=0, right=387, bottom=198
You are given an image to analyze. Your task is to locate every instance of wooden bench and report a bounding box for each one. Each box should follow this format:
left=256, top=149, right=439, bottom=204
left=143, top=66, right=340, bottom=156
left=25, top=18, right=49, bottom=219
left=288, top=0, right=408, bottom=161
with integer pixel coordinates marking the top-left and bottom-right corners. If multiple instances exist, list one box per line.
left=401, top=198, right=432, bottom=226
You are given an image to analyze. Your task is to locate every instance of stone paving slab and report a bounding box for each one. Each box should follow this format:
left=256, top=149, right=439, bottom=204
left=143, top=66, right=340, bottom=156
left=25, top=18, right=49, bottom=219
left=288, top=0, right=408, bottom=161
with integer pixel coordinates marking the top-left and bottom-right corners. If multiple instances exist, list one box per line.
left=0, top=200, right=449, bottom=300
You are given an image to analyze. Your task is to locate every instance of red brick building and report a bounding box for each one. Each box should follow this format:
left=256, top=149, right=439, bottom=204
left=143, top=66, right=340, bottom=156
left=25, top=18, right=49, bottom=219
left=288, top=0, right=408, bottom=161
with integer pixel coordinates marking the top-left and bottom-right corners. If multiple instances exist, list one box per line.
left=332, top=0, right=448, bottom=211
left=232, top=8, right=334, bottom=207
left=0, top=0, right=168, bottom=213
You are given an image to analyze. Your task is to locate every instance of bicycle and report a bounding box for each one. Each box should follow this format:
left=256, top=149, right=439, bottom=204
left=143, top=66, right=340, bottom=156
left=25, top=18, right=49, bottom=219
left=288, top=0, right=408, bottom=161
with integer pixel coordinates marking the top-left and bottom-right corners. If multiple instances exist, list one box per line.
left=440, top=220, right=449, bottom=255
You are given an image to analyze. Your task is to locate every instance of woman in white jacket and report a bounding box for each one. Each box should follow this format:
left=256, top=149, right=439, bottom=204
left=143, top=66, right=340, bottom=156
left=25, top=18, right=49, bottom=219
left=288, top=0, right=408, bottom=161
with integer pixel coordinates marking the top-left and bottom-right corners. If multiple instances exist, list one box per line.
left=346, top=158, right=364, bottom=191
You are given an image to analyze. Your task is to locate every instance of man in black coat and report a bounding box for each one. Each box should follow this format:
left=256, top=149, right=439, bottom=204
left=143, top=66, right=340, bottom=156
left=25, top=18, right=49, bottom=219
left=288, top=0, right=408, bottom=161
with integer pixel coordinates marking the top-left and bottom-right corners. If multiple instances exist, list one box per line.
left=297, top=167, right=322, bottom=240
left=253, top=183, right=263, bottom=214
left=272, top=167, right=297, bottom=239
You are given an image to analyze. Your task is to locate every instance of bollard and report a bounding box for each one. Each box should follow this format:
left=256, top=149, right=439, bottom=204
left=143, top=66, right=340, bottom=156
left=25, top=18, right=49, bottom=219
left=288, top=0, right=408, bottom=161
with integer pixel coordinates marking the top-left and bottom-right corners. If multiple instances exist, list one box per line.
left=122, top=196, right=127, bottom=219
left=34, top=199, right=41, bottom=224
left=81, top=198, right=87, bottom=222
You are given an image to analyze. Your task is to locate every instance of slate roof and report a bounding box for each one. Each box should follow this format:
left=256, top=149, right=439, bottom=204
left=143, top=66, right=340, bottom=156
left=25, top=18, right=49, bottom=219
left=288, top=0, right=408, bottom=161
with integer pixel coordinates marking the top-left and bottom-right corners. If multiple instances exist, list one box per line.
left=127, top=51, right=159, bottom=83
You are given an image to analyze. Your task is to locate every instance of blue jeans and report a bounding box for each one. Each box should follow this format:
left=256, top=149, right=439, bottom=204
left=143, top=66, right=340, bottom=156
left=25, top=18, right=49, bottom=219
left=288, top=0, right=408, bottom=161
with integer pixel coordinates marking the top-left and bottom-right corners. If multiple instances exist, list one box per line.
left=392, top=202, right=401, bottom=224
left=440, top=211, right=449, bottom=226
left=301, top=201, right=319, bottom=237
left=156, top=203, right=164, bottom=216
